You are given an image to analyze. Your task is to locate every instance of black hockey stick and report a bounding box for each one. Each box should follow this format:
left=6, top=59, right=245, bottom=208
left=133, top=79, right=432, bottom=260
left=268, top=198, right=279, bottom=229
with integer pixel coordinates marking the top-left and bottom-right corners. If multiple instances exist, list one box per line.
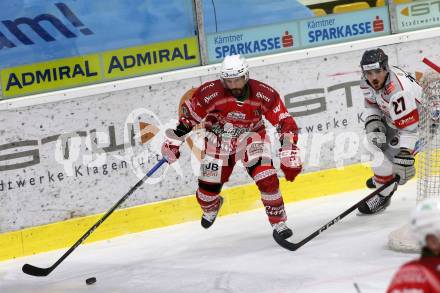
left=22, top=158, right=167, bottom=277
left=273, top=175, right=399, bottom=251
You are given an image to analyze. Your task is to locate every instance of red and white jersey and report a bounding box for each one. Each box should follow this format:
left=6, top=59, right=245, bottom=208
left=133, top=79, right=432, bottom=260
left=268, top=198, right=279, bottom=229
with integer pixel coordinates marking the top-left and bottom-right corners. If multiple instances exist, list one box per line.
left=179, top=79, right=298, bottom=147
left=361, top=67, right=423, bottom=150
left=387, top=257, right=440, bottom=293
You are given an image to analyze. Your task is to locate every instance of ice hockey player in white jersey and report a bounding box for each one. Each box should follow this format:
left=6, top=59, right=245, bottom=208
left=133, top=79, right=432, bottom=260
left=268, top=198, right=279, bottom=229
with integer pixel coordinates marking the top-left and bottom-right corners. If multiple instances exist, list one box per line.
left=358, top=48, right=423, bottom=214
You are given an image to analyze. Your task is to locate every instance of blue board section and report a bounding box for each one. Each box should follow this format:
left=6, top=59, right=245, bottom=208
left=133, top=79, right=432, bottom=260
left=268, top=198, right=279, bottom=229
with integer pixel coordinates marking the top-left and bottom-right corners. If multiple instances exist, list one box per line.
left=0, top=0, right=196, bottom=69
left=207, top=22, right=300, bottom=63
left=300, top=7, right=390, bottom=47
left=202, top=0, right=314, bottom=34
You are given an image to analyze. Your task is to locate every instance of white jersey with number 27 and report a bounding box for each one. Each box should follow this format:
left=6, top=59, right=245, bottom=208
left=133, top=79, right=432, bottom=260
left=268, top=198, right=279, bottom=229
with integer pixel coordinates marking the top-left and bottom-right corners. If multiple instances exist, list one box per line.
left=360, top=66, right=423, bottom=150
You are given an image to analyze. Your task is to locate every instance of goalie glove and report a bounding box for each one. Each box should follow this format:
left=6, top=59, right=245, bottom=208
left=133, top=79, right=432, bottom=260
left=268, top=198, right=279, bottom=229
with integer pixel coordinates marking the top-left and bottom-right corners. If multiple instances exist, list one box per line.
left=393, top=148, right=415, bottom=185
left=161, top=129, right=185, bottom=164
left=365, top=114, right=387, bottom=150
left=279, top=144, right=302, bottom=182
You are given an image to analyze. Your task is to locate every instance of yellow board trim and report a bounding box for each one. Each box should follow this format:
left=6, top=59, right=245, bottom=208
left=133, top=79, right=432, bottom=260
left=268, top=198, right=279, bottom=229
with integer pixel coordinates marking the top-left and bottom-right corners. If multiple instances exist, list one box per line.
left=102, top=37, right=200, bottom=79
left=0, top=163, right=372, bottom=261
left=1, top=54, right=102, bottom=97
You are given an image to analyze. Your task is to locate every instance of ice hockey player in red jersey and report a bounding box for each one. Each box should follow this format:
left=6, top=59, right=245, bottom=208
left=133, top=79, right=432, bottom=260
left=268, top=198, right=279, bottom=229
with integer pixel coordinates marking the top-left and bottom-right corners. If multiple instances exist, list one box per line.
left=161, top=54, right=302, bottom=239
left=387, top=199, right=440, bottom=293
left=358, top=48, right=423, bottom=214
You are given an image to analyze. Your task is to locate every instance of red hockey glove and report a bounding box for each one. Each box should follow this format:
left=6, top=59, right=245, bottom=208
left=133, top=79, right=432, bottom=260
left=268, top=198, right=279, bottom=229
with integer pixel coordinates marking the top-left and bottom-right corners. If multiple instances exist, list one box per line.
left=279, top=144, right=302, bottom=182
left=204, top=112, right=223, bottom=132
left=161, top=129, right=184, bottom=164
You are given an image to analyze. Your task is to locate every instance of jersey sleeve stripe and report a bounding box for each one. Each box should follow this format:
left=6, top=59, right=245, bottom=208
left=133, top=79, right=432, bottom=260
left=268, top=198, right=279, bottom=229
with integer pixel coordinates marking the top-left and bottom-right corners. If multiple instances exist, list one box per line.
left=184, top=99, right=203, bottom=123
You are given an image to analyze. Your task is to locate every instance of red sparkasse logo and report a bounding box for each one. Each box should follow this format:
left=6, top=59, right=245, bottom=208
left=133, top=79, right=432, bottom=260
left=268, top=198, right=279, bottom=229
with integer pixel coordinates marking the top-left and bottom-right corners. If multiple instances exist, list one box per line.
left=373, top=16, right=384, bottom=32
left=282, top=31, right=293, bottom=47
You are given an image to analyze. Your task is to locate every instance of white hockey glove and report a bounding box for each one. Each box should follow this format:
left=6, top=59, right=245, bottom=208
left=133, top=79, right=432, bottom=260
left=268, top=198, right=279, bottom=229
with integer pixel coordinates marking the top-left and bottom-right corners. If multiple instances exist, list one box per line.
left=393, top=149, right=415, bottom=185
left=365, top=114, right=387, bottom=151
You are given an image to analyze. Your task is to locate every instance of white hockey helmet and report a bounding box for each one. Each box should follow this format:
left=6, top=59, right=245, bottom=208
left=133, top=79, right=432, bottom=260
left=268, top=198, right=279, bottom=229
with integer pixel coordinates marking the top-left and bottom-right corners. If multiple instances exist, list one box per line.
left=410, top=198, right=440, bottom=247
left=220, top=54, right=249, bottom=81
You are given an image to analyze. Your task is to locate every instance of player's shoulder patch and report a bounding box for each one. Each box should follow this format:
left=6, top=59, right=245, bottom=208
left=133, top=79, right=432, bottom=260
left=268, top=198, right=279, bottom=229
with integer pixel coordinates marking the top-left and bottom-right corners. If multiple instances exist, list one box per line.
left=199, top=80, right=219, bottom=93
left=252, top=79, right=276, bottom=93
left=255, top=91, right=273, bottom=104
left=250, top=79, right=277, bottom=104
left=384, top=81, right=396, bottom=96
left=389, top=70, right=406, bottom=93
left=384, top=77, right=401, bottom=97
left=197, top=80, right=223, bottom=105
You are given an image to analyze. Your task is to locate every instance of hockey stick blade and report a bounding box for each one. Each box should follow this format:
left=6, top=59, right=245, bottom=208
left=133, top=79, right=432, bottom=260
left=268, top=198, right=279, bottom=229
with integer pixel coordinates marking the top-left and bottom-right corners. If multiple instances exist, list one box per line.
left=273, top=176, right=399, bottom=251
left=22, top=264, right=52, bottom=277
left=22, top=158, right=167, bottom=277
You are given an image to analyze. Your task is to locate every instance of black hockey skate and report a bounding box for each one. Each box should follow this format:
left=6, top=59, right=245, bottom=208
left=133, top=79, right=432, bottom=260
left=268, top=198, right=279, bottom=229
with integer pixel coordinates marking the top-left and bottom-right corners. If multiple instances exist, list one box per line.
left=366, top=177, right=376, bottom=189
left=201, top=196, right=224, bottom=229
left=357, top=194, right=392, bottom=215
left=272, top=222, right=293, bottom=239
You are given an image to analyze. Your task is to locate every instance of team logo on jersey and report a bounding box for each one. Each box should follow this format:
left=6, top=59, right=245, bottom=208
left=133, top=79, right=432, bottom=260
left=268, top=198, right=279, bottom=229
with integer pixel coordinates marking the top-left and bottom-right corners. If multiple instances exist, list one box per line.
left=384, top=81, right=395, bottom=95
left=256, top=91, right=270, bottom=102
left=227, top=111, right=246, bottom=120
left=395, top=110, right=419, bottom=128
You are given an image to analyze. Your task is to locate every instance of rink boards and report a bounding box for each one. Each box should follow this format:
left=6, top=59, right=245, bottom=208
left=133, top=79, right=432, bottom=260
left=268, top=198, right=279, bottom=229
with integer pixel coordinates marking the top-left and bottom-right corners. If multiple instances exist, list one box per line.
left=0, top=27, right=440, bottom=261
left=0, top=164, right=372, bottom=261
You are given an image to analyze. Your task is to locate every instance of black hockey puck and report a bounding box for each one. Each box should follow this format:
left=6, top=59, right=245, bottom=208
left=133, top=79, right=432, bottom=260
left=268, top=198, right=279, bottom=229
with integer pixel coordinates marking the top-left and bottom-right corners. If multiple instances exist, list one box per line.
left=86, top=277, right=96, bottom=285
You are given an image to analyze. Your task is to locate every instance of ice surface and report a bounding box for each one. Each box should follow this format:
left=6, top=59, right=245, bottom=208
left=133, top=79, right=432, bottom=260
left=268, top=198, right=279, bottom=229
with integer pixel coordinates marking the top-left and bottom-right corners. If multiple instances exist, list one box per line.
left=0, top=182, right=419, bottom=293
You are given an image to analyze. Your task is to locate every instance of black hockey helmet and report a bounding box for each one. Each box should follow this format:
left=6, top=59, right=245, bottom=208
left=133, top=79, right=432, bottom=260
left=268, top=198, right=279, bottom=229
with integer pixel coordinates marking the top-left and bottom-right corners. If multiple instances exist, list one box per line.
left=360, top=48, right=389, bottom=72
